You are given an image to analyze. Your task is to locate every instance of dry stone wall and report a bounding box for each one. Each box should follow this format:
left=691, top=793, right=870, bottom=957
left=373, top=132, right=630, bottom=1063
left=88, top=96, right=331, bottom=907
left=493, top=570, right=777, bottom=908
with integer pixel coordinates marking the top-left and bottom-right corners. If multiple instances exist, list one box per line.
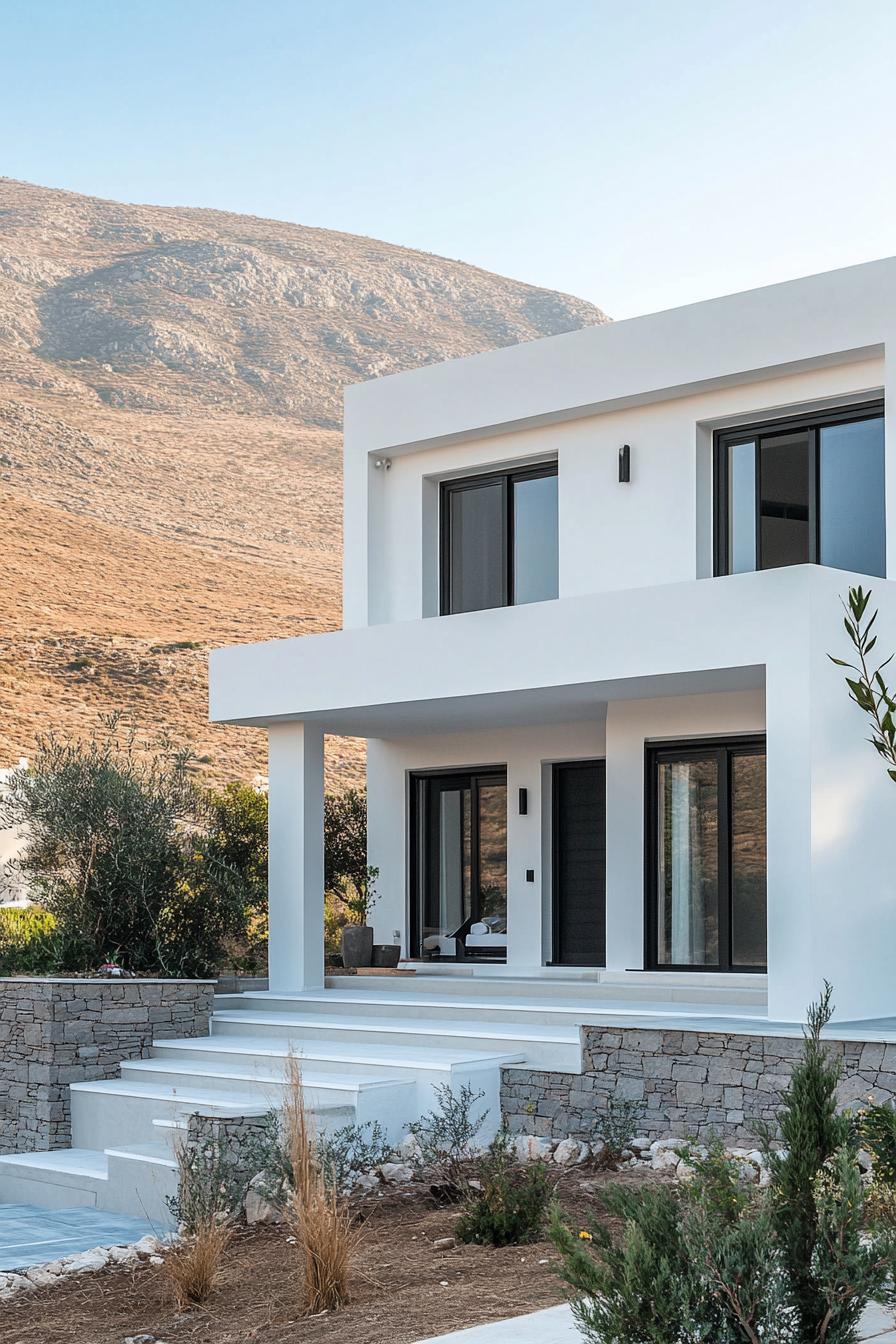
left=0, top=977, right=214, bottom=1152
left=501, top=1025, right=896, bottom=1145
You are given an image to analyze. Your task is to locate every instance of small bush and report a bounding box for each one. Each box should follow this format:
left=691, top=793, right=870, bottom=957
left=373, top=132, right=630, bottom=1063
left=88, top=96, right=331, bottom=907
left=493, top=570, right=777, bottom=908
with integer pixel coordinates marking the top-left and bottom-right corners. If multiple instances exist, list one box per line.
left=861, top=1101, right=896, bottom=1186
left=0, top=906, right=58, bottom=975
left=598, top=1095, right=643, bottom=1163
left=163, top=1134, right=240, bottom=1308
left=318, top=1120, right=395, bottom=1192
left=455, top=1131, right=551, bottom=1247
left=407, top=1083, right=488, bottom=1196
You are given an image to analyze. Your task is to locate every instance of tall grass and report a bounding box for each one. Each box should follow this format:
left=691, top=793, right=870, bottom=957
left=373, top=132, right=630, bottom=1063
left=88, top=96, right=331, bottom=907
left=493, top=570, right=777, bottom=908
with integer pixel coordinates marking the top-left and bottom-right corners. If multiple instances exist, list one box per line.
left=283, top=1053, right=359, bottom=1314
left=162, top=1137, right=235, bottom=1307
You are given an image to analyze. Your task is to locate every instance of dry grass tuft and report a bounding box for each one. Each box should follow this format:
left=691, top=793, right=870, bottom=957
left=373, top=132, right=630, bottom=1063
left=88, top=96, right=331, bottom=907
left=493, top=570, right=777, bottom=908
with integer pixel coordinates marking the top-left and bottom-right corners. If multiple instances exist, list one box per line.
left=163, top=1219, right=234, bottom=1308
left=283, top=1052, right=361, bottom=1314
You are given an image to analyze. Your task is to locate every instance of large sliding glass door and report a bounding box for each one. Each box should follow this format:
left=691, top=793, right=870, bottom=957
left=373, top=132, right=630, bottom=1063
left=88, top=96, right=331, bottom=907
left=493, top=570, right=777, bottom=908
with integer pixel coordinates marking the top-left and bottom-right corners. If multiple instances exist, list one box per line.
left=646, top=737, right=766, bottom=971
left=411, top=770, right=507, bottom=958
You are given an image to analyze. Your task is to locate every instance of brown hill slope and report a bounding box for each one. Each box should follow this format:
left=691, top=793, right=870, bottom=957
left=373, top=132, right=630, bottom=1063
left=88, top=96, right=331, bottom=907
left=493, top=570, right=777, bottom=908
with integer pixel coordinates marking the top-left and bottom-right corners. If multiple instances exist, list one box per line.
left=0, top=179, right=608, bottom=787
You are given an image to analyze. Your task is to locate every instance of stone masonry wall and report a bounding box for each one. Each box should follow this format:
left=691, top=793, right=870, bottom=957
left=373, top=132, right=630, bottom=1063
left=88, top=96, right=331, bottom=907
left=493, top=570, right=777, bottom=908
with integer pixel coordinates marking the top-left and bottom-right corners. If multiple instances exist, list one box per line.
left=0, top=977, right=214, bottom=1153
left=501, top=1025, right=896, bottom=1145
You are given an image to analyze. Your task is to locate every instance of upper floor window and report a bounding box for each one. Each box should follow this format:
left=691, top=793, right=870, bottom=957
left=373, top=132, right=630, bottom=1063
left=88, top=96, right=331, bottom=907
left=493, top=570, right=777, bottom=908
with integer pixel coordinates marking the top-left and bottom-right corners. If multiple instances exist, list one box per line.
left=714, top=402, right=885, bottom=578
left=440, top=463, right=558, bottom=614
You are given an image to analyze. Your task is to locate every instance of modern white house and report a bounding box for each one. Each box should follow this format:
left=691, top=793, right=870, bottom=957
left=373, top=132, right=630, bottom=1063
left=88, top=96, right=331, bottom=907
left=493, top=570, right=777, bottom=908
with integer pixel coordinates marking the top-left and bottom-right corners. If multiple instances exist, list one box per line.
left=210, top=256, right=896, bottom=1027
left=5, top=258, right=896, bottom=1224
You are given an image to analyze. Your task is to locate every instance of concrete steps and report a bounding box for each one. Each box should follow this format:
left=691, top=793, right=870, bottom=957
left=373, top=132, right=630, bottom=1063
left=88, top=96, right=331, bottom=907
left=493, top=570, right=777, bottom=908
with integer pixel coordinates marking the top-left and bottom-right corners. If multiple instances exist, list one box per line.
left=0, top=974, right=766, bottom=1225
left=210, top=1007, right=583, bottom=1070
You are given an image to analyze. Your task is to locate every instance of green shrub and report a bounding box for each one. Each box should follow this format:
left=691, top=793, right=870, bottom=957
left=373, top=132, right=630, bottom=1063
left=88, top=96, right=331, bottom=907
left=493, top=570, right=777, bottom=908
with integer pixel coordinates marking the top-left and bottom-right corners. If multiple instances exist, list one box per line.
left=0, top=906, right=58, bottom=975
left=0, top=718, right=248, bottom=977
left=861, top=1102, right=896, bottom=1186
left=551, top=985, right=896, bottom=1344
left=407, top=1083, right=488, bottom=1196
left=455, top=1131, right=551, bottom=1247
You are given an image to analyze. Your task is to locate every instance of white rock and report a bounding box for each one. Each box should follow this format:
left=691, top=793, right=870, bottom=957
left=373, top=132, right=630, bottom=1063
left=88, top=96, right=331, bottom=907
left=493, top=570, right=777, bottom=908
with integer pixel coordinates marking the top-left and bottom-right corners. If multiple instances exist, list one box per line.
left=353, top=1171, right=381, bottom=1193
left=857, top=1148, right=874, bottom=1173
left=735, top=1161, right=759, bottom=1185
left=629, top=1136, right=652, bottom=1154
left=590, top=1138, right=607, bottom=1161
left=107, top=1244, right=139, bottom=1265
left=649, top=1138, right=681, bottom=1155
left=149, top=1255, right=164, bottom=1265
left=553, top=1138, right=589, bottom=1166
left=651, top=1149, right=681, bottom=1172
left=378, top=1161, right=414, bottom=1185
left=746, top=1149, right=766, bottom=1168
left=133, top=1235, right=162, bottom=1257
left=3, top=1273, right=35, bottom=1295
left=66, top=1248, right=110, bottom=1274
left=245, top=1174, right=285, bottom=1225
left=398, top=1134, right=422, bottom=1161
left=676, top=1160, right=697, bottom=1184
left=512, top=1135, right=553, bottom=1162
left=758, top=1165, right=773, bottom=1188
left=24, top=1266, right=58, bottom=1288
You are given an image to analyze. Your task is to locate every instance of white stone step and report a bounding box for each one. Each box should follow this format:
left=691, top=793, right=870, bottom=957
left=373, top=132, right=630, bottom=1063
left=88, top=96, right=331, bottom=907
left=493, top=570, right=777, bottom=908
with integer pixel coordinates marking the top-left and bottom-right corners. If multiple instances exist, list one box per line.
left=229, top=987, right=766, bottom=1027
left=69, top=1077, right=354, bottom=1151
left=0, top=1142, right=178, bottom=1228
left=103, top=1142, right=179, bottom=1228
left=152, top=1034, right=523, bottom=1131
left=120, top=1058, right=416, bottom=1141
left=209, top=1008, right=582, bottom=1071
left=321, top=970, right=768, bottom=1007
left=0, top=1147, right=108, bottom=1209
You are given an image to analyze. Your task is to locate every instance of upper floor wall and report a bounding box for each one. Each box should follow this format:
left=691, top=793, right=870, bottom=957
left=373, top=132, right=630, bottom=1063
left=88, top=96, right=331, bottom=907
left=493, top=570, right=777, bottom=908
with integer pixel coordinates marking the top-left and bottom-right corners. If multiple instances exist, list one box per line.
left=342, top=259, right=896, bottom=629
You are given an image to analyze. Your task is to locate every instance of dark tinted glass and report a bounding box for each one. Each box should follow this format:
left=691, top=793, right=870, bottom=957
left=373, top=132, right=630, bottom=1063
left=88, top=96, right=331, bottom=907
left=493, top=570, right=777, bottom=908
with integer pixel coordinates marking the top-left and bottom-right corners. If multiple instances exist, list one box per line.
left=731, top=751, right=767, bottom=967
left=759, top=430, right=811, bottom=568
left=820, top=416, right=885, bottom=576
left=512, top=473, right=558, bottom=604
left=446, top=480, right=505, bottom=613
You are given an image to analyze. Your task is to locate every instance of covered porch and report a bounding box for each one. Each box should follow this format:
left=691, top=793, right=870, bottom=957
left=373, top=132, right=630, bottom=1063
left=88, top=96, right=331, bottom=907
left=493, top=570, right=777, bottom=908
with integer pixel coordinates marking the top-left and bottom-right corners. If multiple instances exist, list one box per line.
left=210, top=565, right=896, bottom=1024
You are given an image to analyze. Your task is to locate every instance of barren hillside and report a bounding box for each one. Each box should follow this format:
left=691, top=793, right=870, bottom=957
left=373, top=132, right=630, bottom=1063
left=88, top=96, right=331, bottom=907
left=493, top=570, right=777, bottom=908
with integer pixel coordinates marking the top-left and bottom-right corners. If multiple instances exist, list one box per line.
left=0, top=179, right=608, bottom=787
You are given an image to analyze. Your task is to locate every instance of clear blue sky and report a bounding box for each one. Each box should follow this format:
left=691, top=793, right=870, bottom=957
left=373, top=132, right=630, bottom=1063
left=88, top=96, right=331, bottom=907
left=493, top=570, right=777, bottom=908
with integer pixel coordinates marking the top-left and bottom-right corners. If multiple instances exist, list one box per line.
left=2, top=0, right=895, bottom=317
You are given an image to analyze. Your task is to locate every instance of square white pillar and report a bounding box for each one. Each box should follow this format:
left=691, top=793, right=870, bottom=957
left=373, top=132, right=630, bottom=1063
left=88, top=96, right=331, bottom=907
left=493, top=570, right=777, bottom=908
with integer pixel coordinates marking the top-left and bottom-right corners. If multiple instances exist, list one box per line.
left=267, top=721, right=325, bottom=993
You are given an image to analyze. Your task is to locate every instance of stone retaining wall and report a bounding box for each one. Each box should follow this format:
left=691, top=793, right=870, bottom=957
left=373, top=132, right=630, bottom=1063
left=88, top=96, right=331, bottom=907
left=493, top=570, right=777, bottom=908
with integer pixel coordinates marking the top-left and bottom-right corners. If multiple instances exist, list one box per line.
left=0, top=977, right=214, bottom=1153
left=501, top=1025, right=896, bottom=1145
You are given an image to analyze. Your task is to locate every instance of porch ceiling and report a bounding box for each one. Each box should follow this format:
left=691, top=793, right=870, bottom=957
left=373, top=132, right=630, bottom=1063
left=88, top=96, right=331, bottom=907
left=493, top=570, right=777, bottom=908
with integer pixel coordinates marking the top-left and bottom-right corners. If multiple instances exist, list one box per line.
left=243, top=665, right=764, bottom=738
left=209, top=564, right=851, bottom=736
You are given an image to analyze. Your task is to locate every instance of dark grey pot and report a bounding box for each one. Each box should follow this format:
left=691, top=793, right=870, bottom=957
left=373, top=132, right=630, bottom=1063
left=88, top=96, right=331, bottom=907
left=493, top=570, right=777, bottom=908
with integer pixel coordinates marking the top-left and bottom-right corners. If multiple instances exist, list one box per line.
left=341, top=924, right=374, bottom=969
left=372, top=944, right=401, bottom=969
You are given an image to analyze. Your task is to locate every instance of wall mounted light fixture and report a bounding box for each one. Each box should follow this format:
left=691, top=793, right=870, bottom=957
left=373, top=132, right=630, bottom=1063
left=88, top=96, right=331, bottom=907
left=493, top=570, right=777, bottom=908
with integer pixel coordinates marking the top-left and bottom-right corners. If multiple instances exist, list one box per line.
left=374, top=457, right=392, bottom=471
left=518, top=787, right=528, bottom=815
left=618, top=444, right=631, bottom=483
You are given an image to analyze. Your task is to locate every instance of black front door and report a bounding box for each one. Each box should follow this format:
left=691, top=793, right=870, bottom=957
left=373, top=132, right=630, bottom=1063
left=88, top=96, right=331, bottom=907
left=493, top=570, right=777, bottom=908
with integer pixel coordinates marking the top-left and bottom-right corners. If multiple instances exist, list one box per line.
left=552, top=760, right=606, bottom=966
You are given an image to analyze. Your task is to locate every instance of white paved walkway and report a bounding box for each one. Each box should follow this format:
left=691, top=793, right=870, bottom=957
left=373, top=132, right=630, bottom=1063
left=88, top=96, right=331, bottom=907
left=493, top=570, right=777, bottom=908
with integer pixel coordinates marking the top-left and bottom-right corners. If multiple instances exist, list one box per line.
left=414, top=1301, right=896, bottom=1343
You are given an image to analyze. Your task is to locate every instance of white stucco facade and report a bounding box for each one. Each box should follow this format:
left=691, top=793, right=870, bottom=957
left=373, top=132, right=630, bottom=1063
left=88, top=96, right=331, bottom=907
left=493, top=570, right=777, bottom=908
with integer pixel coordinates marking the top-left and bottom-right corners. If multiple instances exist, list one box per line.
left=210, top=258, right=896, bottom=1025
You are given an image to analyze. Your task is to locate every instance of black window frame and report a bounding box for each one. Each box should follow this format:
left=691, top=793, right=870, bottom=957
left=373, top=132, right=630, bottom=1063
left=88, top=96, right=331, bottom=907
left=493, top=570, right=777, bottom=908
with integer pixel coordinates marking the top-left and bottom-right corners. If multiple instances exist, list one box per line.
left=713, top=400, right=885, bottom=577
left=439, top=461, right=558, bottom=615
left=644, top=734, right=767, bottom=974
left=408, top=766, right=508, bottom=961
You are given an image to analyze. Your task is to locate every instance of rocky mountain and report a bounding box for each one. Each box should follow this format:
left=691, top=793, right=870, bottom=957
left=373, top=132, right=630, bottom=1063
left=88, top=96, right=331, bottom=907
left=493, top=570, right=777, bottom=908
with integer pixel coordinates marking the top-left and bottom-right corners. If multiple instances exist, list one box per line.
left=0, top=179, right=608, bottom=787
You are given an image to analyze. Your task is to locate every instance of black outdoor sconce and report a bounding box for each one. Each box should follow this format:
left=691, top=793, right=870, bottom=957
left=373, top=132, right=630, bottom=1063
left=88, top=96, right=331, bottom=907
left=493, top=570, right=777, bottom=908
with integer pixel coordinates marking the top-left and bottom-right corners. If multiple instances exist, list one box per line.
left=518, top=787, right=528, bottom=815
left=618, top=443, right=631, bottom=483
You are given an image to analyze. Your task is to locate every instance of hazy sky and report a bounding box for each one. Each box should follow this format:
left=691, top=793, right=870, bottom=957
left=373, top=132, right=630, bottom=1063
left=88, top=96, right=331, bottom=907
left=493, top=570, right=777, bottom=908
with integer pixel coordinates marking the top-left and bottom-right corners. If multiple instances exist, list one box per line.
left=2, top=0, right=896, bottom=317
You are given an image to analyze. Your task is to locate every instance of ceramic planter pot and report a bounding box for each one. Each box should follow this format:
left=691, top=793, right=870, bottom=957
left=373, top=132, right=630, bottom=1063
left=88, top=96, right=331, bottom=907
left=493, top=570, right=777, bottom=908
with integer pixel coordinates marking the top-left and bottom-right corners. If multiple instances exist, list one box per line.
left=341, top=924, right=374, bottom=969
left=372, top=944, right=401, bottom=969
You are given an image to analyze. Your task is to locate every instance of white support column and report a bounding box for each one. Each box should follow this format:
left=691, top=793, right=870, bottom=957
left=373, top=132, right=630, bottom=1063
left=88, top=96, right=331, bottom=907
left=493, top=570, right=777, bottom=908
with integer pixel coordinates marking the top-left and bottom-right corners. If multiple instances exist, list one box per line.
left=267, top=721, right=325, bottom=993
